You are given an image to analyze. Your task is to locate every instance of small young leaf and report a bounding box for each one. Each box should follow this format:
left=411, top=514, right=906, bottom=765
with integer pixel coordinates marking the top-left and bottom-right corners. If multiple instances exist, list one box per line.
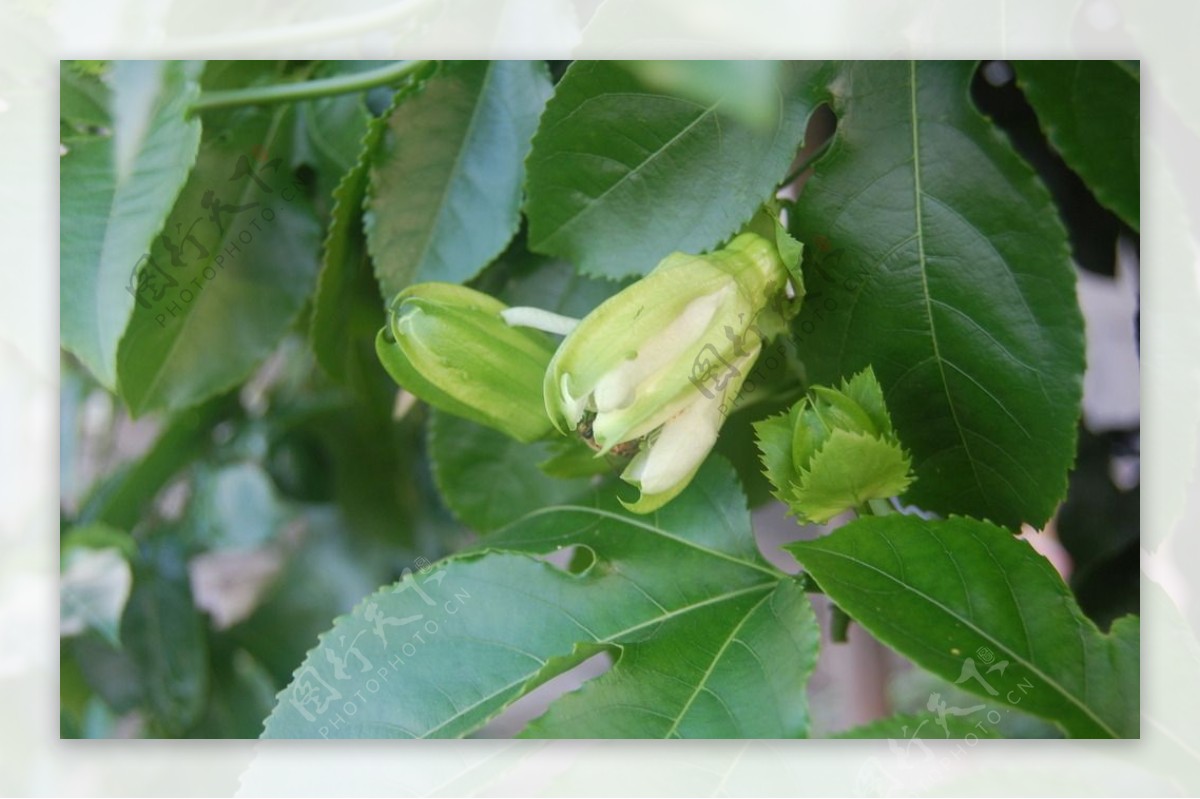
left=787, top=515, right=1139, bottom=738
left=753, top=405, right=802, bottom=505
left=791, top=430, right=913, bottom=523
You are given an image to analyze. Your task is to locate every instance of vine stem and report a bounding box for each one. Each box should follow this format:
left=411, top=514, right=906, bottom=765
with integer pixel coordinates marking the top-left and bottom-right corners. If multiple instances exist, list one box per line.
left=188, top=60, right=432, bottom=115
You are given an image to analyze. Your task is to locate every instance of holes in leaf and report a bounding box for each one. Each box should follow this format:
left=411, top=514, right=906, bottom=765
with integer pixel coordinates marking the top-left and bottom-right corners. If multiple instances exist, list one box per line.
left=474, top=647, right=615, bottom=738
left=538, top=544, right=598, bottom=577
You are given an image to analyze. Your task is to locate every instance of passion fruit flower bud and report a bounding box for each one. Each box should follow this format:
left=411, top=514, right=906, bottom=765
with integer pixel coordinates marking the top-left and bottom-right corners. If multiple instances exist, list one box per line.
left=376, top=283, right=557, bottom=443
left=754, top=366, right=914, bottom=523
left=544, top=231, right=796, bottom=513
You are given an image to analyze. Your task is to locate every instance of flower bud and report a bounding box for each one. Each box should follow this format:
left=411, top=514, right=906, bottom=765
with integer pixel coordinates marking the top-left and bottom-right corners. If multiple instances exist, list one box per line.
left=754, top=366, right=914, bottom=523
left=376, top=283, right=557, bottom=443
left=544, top=232, right=795, bottom=512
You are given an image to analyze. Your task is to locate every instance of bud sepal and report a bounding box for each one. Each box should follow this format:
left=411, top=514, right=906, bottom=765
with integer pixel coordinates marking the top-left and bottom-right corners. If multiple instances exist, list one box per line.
left=754, top=366, right=914, bottom=523
left=376, top=282, right=557, bottom=443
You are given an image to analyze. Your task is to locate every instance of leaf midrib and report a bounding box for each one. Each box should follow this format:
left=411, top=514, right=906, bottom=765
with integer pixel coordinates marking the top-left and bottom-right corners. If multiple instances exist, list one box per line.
left=906, top=60, right=990, bottom=519
left=495, top=503, right=782, bottom=579
left=661, top=589, right=773, bottom=738
left=531, top=93, right=719, bottom=249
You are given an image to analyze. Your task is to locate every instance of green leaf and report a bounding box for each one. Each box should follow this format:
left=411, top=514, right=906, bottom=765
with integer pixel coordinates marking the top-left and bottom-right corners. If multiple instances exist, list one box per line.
left=61, top=60, right=203, bottom=389
left=428, top=411, right=597, bottom=533
left=791, top=430, right=913, bottom=523
left=753, top=403, right=803, bottom=505
left=184, top=462, right=286, bottom=551
left=620, top=60, right=785, bottom=130
left=1015, top=60, right=1139, bottom=231
left=121, top=537, right=209, bottom=735
left=521, top=579, right=818, bottom=738
left=115, top=105, right=322, bottom=415
left=294, top=61, right=377, bottom=209
left=525, top=61, right=831, bottom=279
left=61, top=521, right=136, bottom=562
left=786, top=515, right=1139, bottom=738
left=832, top=711, right=1000, bottom=739
left=261, top=457, right=818, bottom=738
left=60, top=63, right=111, bottom=130
left=791, top=61, right=1085, bottom=528
left=365, top=60, right=552, bottom=299
left=65, top=633, right=145, bottom=718
left=309, top=80, right=425, bottom=401
left=496, top=246, right=628, bottom=319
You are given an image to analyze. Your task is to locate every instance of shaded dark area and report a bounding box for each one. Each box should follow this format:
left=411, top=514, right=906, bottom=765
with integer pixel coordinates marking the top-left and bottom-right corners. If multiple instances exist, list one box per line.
left=1056, top=426, right=1141, bottom=629
left=971, top=60, right=1133, bottom=277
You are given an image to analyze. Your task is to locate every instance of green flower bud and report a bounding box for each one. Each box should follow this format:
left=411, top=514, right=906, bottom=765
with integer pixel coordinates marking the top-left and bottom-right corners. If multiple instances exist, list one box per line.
left=376, top=283, right=557, bottom=443
left=545, top=232, right=795, bottom=513
left=754, top=366, right=914, bottom=523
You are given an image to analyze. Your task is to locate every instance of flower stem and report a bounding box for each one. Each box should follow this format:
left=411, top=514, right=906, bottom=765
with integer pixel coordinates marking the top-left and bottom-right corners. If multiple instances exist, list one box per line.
left=830, top=603, right=852, bottom=643
left=500, top=307, right=581, bottom=337
left=866, top=497, right=895, bottom=516
left=188, top=60, right=432, bottom=115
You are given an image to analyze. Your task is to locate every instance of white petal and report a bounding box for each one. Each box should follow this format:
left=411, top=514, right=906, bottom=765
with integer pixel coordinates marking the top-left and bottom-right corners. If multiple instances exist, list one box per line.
left=559, top=373, right=588, bottom=427
left=593, top=357, right=638, bottom=412
left=635, top=395, right=723, bottom=495
left=591, top=285, right=731, bottom=432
